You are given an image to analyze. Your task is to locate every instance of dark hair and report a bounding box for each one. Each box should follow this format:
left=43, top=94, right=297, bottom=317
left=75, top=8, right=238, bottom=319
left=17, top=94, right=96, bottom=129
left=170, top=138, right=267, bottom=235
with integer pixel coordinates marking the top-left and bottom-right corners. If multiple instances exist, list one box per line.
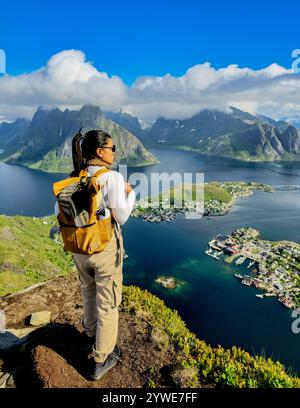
left=70, top=129, right=112, bottom=177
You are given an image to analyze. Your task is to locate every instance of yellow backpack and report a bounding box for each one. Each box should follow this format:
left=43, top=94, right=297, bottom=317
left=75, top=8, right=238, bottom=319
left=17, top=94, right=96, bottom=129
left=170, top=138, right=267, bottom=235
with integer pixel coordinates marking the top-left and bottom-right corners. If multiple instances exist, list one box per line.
left=53, top=167, right=114, bottom=255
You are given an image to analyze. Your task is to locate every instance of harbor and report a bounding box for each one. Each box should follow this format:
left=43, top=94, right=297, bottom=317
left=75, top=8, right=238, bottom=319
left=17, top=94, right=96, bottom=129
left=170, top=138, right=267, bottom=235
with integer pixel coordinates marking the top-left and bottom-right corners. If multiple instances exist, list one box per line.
left=205, top=227, right=300, bottom=309
left=205, top=248, right=222, bottom=260
left=1, top=147, right=300, bottom=377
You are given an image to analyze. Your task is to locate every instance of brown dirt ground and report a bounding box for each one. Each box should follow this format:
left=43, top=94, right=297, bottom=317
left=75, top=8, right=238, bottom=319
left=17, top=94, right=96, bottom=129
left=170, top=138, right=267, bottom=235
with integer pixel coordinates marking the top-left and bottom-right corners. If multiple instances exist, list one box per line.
left=0, top=272, right=180, bottom=388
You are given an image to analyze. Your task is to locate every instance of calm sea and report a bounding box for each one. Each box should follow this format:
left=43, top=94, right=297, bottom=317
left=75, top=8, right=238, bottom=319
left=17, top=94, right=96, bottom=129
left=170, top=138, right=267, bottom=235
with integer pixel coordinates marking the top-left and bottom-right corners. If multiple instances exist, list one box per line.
left=1, top=148, right=300, bottom=374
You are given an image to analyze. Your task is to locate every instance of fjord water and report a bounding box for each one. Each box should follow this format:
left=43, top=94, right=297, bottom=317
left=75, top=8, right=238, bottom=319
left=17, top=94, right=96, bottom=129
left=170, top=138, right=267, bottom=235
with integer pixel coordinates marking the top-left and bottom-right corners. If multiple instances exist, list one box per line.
left=0, top=148, right=300, bottom=374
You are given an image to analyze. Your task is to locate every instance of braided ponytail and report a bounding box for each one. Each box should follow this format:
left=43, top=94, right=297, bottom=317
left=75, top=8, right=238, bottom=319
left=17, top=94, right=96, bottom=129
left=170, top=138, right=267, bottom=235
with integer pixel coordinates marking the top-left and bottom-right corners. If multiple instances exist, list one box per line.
left=70, top=128, right=86, bottom=177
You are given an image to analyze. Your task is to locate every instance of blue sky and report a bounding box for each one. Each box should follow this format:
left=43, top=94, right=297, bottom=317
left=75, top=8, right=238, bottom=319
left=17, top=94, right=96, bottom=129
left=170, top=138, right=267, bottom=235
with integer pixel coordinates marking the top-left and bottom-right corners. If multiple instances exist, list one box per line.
left=0, top=0, right=300, bottom=123
left=1, top=0, right=299, bottom=84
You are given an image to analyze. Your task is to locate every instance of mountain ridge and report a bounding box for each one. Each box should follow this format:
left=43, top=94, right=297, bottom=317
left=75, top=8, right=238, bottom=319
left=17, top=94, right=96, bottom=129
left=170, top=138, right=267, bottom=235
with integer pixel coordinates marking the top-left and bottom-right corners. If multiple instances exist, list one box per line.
left=2, top=105, right=300, bottom=168
left=140, top=107, right=300, bottom=162
left=0, top=105, right=158, bottom=173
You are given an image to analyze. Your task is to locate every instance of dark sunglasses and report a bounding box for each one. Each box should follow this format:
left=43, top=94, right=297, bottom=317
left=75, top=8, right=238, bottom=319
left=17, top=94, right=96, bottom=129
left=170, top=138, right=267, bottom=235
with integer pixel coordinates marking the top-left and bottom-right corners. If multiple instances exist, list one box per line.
left=102, top=144, right=116, bottom=152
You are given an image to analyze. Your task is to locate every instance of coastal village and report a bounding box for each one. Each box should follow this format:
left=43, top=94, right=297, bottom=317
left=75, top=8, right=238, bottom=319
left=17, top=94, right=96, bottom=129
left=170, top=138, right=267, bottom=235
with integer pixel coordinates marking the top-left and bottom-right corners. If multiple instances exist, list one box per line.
left=130, top=181, right=275, bottom=222
left=204, top=181, right=274, bottom=216
left=130, top=199, right=202, bottom=222
left=130, top=182, right=300, bottom=309
left=206, top=227, right=300, bottom=310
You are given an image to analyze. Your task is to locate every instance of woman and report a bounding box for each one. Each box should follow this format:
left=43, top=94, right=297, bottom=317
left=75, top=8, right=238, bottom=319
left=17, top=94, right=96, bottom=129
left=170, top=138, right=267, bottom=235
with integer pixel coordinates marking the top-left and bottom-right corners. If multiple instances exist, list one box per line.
left=55, top=129, right=135, bottom=380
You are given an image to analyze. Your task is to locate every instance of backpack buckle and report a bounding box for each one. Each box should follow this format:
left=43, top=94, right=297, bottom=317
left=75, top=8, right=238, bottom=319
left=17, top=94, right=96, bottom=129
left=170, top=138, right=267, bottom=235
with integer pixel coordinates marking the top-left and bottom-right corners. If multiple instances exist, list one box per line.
left=80, top=176, right=90, bottom=187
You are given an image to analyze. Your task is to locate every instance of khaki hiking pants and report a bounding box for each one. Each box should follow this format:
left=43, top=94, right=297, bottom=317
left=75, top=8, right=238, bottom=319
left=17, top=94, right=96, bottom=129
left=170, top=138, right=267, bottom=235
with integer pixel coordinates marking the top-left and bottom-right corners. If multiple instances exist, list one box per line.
left=72, top=224, right=123, bottom=363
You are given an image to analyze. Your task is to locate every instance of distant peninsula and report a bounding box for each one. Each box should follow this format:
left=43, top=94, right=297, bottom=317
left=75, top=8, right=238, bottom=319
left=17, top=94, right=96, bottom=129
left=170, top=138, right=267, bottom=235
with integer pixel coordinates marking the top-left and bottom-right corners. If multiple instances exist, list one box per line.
left=131, top=181, right=275, bottom=222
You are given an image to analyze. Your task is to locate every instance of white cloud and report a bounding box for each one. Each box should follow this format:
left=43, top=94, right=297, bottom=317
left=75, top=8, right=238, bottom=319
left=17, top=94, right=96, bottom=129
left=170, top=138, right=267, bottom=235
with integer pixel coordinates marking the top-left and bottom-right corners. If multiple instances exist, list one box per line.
left=125, top=62, right=300, bottom=122
left=0, top=49, right=127, bottom=121
left=0, top=49, right=300, bottom=124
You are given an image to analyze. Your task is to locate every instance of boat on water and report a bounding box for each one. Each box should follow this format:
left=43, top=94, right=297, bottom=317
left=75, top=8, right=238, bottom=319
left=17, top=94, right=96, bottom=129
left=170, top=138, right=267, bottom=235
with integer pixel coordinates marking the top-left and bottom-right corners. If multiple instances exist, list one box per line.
left=235, top=257, right=241, bottom=265
left=234, top=273, right=243, bottom=279
left=123, top=251, right=129, bottom=259
left=247, top=260, right=255, bottom=268
left=211, top=251, right=220, bottom=259
left=205, top=249, right=220, bottom=259
left=235, top=256, right=246, bottom=265
left=283, top=299, right=295, bottom=309
left=241, top=279, right=252, bottom=286
left=256, top=294, right=264, bottom=298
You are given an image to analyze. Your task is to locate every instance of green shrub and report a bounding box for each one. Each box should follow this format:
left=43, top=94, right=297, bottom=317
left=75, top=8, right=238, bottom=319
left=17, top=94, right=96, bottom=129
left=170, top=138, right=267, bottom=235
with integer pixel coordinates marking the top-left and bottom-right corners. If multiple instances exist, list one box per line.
left=122, top=285, right=300, bottom=388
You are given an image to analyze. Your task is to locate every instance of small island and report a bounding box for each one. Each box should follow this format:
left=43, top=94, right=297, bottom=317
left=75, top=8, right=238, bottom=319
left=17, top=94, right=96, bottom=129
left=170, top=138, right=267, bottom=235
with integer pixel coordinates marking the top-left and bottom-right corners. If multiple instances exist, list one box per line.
left=155, top=275, right=186, bottom=289
left=131, top=181, right=275, bottom=222
left=207, top=227, right=300, bottom=309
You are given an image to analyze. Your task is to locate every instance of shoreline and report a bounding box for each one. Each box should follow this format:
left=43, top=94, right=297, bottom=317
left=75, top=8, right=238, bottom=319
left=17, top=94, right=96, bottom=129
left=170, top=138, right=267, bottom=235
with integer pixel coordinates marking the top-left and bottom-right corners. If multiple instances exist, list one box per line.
left=171, top=145, right=300, bottom=164
left=206, top=228, right=300, bottom=310
left=131, top=181, right=275, bottom=222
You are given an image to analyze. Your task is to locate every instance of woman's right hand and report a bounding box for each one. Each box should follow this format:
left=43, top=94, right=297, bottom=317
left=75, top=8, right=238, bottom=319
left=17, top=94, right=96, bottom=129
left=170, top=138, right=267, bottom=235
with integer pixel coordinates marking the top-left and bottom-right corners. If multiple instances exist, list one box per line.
left=125, top=182, right=133, bottom=193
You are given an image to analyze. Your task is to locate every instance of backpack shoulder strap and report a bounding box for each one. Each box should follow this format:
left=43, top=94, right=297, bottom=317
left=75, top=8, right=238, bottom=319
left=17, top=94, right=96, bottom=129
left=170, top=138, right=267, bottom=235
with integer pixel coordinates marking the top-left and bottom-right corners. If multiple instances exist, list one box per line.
left=88, top=167, right=111, bottom=192
left=93, top=168, right=111, bottom=186
left=53, top=175, right=80, bottom=197
left=93, top=167, right=111, bottom=179
left=79, top=168, right=88, bottom=178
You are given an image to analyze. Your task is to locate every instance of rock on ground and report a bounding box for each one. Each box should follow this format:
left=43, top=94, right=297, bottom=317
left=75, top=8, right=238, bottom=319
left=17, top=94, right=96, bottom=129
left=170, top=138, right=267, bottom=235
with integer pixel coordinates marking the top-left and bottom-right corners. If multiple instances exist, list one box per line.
left=30, top=311, right=51, bottom=326
left=0, top=272, right=179, bottom=388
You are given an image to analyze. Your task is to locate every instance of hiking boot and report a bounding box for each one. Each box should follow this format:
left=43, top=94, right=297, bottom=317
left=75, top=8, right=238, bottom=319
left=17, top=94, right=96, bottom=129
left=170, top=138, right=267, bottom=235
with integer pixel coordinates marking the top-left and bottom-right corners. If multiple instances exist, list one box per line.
left=90, top=345, right=121, bottom=381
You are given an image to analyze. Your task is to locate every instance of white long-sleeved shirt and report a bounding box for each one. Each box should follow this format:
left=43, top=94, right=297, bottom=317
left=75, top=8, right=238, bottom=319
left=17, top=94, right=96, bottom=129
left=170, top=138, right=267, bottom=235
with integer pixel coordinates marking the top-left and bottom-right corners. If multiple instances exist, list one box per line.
left=54, top=166, right=136, bottom=226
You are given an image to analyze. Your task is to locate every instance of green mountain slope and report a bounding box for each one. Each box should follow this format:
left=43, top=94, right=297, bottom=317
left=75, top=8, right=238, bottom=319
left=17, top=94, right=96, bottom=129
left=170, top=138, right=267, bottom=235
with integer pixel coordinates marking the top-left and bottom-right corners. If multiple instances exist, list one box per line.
left=143, top=107, right=300, bottom=162
left=0, top=105, right=159, bottom=172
